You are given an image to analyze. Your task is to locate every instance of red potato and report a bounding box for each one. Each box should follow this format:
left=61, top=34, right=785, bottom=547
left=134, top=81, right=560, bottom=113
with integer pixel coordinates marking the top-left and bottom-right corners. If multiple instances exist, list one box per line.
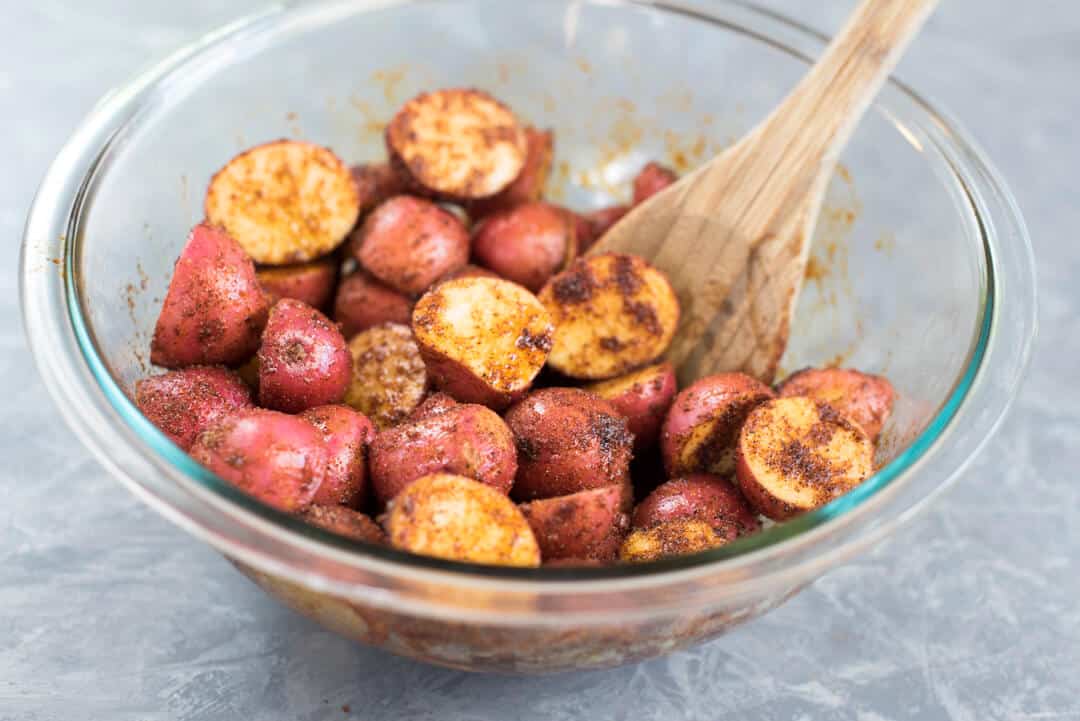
left=351, top=162, right=408, bottom=215
left=409, top=392, right=459, bottom=421
left=135, top=366, right=253, bottom=451
left=736, top=396, right=875, bottom=520
left=301, top=505, right=386, bottom=544
left=256, top=257, right=337, bottom=311
left=385, top=473, right=540, bottom=567
left=190, top=409, right=327, bottom=513
left=777, top=367, right=896, bottom=441
left=518, top=484, right=632, bottom=562
left=661, top=372, right=776, bottom=477
left=353, top=196, right=469, bottom=295
left=632, top=162, right=678, bottom=206
left=472, top=202, right=577, bottom=292
left=619, top=518, right=726, bottom=563
left=574, top=205, right=630, bottom=254
left=468, top=127, right=554, bottom=217
left=585, top=362, right=677, bottom=450
left=300, top=405, right=375, bottom=508
left=386, top=89, right=528, bottom=201
left=344, top=323, right=428, bottom=429
left=632, top=474, right=760, bottom=540
left=369, top=402, right=517, bottom=505
left=539, top=253, right=680, bottom=380
left=332, top=271, right=414, bottom=338
left=257, top=299, right=352, bottom=413
left=205, top=140, right=360, bottom=265
left=439, top=264, right=501, bottom=283
left=505, top=387, right=634, bottom=501
left=412, top=277, right=554, bottom=409
left=150, top=223, right=269, bottom=368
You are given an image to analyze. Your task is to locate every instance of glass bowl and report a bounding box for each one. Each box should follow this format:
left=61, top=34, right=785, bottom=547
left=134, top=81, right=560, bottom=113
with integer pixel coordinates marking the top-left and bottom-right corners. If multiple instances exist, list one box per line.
left=20, top=0, right=1035, bottom=673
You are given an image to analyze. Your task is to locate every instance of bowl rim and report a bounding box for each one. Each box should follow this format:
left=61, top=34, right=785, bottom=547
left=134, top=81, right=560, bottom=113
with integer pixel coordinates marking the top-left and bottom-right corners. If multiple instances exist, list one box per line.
left=20, top=0, right=1037, bottom=604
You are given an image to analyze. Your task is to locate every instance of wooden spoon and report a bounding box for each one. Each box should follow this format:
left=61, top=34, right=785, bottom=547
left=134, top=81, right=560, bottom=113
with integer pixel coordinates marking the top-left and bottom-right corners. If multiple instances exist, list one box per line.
left=590, top=0, right=938, bottom=385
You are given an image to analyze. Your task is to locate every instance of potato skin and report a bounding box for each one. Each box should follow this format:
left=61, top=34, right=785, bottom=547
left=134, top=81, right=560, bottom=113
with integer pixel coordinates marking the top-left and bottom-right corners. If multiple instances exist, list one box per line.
left=408, top=392, right=459, bottom=421
left=467, top=127, right=554, bottom=217
left=205, top=140, right=360, bottom=265
left=632, top=162, right=677, bottom=205
left=257, top=299, right=352, bottom=413
left=735, top=397, right=874, bottom=520
left=150, top=223, right=269, bottom=368
left=661, top=372, right=776, bottom=477
left=539, top=253, right=680, bottom=380
left=190, top=409, right=327, bottom=512
left=369, top=403, right=517, bottom=505
left=135, top=366, right=253, bottom=451
left=505, top=387, right=633, bottom=501
left=619, top=518, right=726, bottom=563
left=574, top=205, right=629, bottom=254
left=300, top=505, right=386, bottom=544
left=412, top=277, right=554, bottom=409
left=386, top=89, right=527, bottom=201
left=632, top=474, right=760, bottom=540
left=344, top=323, right=428, bottom=430
left=300, top=404, right=375, bottom=508
left=386, top=473, right=540, bottom=567
left=350, top=162, right=408, bottom=215
left=438, top=264, right=501, bottom=283
left=518, top=484, right=632, bottom=562
left=472, top=202, right=576, bottom=292
left=332, top=270, right=414, bottom=339
left=257, top=258, right=338, bottom=311
left=777, top=367, right=896, bottom=440
left=353, top=196, right=469, bottom=295
left=586, top=362, right=677, bottom=450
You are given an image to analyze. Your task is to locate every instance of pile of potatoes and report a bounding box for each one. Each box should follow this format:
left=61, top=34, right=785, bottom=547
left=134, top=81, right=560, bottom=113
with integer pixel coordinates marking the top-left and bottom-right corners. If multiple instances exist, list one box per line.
left=135, top=88, right=896, bottom=568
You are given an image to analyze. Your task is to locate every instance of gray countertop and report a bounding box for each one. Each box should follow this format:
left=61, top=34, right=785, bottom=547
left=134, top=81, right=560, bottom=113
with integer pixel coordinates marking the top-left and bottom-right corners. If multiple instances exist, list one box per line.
left=3, top=1, right=1077, bottom=719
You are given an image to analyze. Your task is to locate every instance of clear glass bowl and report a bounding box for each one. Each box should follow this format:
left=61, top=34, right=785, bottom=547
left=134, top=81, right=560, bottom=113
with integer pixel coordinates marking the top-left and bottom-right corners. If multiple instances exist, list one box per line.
left=20, top=0, right=1035, bottom=673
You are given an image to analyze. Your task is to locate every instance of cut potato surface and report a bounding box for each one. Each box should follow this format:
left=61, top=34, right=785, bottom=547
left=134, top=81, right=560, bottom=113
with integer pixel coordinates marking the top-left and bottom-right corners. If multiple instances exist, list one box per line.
left=619, top=518, right=726, bottom=563
left=468, top=126, right=554, bottom=217
left=777, top=367, right=896, bottom=441
left=344, top=323, right=428, bottom=429
left=387, top=89, right=527, bottom=200
left=736, top=396, right=874, bottom=520
left=386, top=473, right=540, bottom=567
left=205, top=140, right=360, bottom=265
left=539, top=253, right=679, bottom=380
left=412, top=277, right=553, bottom=408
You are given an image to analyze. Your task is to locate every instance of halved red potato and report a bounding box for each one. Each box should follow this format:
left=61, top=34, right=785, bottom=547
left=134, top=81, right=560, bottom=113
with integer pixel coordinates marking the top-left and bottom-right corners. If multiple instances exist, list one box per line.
left=632, top=162, right=678, bottom=205
left=350, top=162, right=408, bottom=215
left=205, top=140, right=360, bottom=265
left=777, top=367, right=896, bottom=441
left=256, top=257, right=338, bottom=311
left=300, top=505, right=386, bottom=544
left=660, top=372, right=776, bottom=477
left=412, top=277, right=554, bottom=409
left=518, top=483, right=632, bottom=562
left=368, top=402, right=517, bottom=505
left=344, top=323, right=428, bottom=429
left=468, top=127, right=554, bottom=217
left=736, top=396, right=875, bottom=520
left=353, top=196, right=469, bottom=295
left=472, top=202, right=577, bottom=292
left=619, top=518, right=727, bottom=563
left=332, top=271, right=414, bottom=339
left=385, top=473, right=540, bottom=567
left=150, top=223, right=269, bottom=368
left=538, top=253, right=680, bottom=380
left=632, top=474, right=760, bottom=540
left=386, top=89, right=528, bottom=201
left=300, top=404, right=374, bottom=508
left=574, top=205, right=630, bottom=254
left=135, top=366, right=253, bottom=451
left=505, top=387, right=634, bottom=501
left=585, top=362, right=677, bottom=450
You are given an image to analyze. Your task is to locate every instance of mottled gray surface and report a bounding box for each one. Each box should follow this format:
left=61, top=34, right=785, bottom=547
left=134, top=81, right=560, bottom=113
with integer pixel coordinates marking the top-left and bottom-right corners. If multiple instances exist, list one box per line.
left=2, top=1, right=1077, bottom=719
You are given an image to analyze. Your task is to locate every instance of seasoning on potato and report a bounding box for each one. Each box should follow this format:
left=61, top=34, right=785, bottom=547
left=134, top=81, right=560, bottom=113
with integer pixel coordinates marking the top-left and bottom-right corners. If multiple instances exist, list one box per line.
left=344, top=323, right=428, bottom=430
left=519, top=483, right=632, bottom=562
left=736, top=396, right=875, bottom=520
left=539, top=253, right=680, bottom=380
left=205, top=139, right=360, bottom=265
left=301, top=504, right=386, bottom=545
left=135, top=366, right=253, bottom=451
left=412, top=277, right=554, bottom=409
left=257, top=257, right=338, bottom=311
left=632, top=474, right=760, bottom=540
left=468, top=126, right=554, bottom=217
left=586, top=361, right=678, bottom=450
left=300, top=404, right=374, bottom=508
left=777, top=367, right=896, bottom=441
left=385, top=473, right=540, bottom=567
left=619, top=518, right=727, bottom=563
